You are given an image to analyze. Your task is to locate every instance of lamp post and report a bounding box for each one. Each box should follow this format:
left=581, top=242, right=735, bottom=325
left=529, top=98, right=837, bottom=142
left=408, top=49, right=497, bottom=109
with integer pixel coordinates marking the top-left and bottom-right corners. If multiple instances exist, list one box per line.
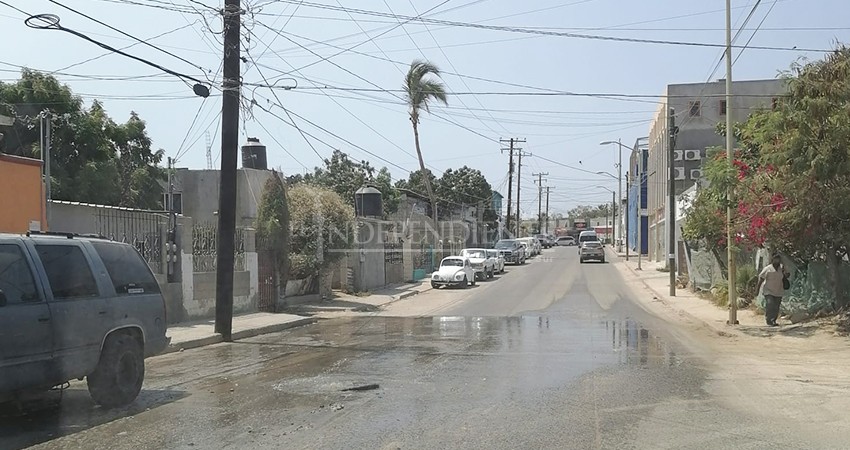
left=601, top=140, right=643, bottom=270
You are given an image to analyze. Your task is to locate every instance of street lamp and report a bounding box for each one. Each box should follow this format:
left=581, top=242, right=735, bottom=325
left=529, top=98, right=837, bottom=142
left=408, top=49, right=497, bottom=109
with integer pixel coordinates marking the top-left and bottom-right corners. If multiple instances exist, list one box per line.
left=601, top=139, right=643, bottom=270
left=596, top=171, right=617, bottom=179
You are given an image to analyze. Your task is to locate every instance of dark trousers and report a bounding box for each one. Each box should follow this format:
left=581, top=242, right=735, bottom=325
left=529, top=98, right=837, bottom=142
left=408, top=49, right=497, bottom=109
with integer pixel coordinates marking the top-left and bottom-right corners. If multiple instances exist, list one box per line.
left=764, top=294, right=782, bottom=324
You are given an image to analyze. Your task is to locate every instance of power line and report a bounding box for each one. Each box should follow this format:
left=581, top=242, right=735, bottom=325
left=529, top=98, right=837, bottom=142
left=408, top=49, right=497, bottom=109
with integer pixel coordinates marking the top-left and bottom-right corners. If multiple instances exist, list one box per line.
left=45, top=0, right=212, bottom=76
left=267, top=0, right=829, bottom=53
left=734, top=0, right=780, bottom=66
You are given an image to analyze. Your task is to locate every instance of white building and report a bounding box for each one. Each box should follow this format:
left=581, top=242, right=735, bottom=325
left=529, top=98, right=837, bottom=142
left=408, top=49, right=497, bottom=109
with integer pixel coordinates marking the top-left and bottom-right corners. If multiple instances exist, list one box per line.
left=646, top=78, right=786, bottom=266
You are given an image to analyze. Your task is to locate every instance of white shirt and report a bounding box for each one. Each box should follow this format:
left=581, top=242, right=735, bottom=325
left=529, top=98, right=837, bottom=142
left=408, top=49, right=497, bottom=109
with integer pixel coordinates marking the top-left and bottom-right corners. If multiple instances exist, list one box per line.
left=759, top=264, right=786, bottom=297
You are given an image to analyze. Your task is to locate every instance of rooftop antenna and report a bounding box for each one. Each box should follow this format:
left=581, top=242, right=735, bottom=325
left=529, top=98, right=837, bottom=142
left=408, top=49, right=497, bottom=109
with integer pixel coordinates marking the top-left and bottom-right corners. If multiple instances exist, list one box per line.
left=205, top=131, right=213, bottom=169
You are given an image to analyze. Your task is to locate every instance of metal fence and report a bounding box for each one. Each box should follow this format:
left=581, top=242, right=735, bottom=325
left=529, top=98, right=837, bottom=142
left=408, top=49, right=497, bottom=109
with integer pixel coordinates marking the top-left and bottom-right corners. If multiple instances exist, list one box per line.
left=192, top=223, right=246, bottom=272
left=95, top=207, right=168, bottom=274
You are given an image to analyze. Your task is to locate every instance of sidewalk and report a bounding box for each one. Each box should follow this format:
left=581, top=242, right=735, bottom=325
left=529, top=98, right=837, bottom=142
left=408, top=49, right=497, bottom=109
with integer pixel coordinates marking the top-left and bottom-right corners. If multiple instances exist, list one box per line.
left=282, top=278, right=434, bottom=314
left=608, top=248, right=781, bottom=337
left=163, top=312, right=317, bottom=354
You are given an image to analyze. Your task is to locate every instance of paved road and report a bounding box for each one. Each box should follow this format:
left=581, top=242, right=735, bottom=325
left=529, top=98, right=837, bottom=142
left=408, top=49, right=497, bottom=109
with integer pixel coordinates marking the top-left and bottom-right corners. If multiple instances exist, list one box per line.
left=2, top=247, right=845, bottom=449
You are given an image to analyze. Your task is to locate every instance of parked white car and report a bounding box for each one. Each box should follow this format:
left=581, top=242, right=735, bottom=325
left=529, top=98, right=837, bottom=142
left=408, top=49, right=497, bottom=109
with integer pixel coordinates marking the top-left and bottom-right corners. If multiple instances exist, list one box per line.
left=431, top=256, right=476, bottom=289
left=518, top=237, right=539, bottom=257
left=486, top=249, right=505, bottom=274
left=556, top=236, right=576, bottom=246
left=460, top=248, right=495, bottom=280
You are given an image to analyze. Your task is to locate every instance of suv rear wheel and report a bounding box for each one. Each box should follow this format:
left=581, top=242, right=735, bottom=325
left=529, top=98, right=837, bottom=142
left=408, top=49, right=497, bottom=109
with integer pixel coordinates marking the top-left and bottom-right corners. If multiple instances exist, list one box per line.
left=88, top=333, right=145, bottom=408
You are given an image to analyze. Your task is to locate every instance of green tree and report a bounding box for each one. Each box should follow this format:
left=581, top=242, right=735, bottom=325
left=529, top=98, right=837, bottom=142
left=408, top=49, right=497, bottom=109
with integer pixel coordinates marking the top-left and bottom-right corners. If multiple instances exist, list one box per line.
left=256, top=172, right=290, bottom=305
left=435, top=166, right=497, bottom=225
left=0, top=70, right=164, bottom=209
left=375, top=167, right=401, bottom=217
left=307, top=150, right=399, bottom=216
left=311, top=150, right=375, bottom=205
left=288, top=184, right=355, bottom=280
left=404, top=60, right=447, bottom=219
left=736, top=48, right=850, bottom=307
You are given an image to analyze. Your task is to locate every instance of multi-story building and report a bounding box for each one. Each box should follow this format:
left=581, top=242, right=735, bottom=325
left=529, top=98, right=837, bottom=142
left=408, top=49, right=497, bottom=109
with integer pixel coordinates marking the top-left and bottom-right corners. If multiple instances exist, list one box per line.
left=627, top=137, right=649, bottom=255
left=646, top=78, right=786, bottom=265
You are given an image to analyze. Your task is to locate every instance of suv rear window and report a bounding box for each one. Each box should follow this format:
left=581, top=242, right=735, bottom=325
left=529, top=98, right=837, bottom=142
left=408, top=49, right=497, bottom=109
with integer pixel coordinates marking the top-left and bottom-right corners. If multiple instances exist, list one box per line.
left=91, top=241, right=161, bottom=295
left=36, top=244, right=99, bottom=299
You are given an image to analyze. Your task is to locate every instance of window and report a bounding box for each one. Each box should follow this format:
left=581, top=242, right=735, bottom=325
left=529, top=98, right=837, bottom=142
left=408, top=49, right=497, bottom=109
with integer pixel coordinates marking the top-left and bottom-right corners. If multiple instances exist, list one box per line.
left=35, top=245, right=99, bottom=299
left=0, top=244, right=39, bottom=304
left=91, top=241, right=161, bottom=295
left=719, top=100, right=727, bottom=116
left=688, top=101, right=701, bottom=117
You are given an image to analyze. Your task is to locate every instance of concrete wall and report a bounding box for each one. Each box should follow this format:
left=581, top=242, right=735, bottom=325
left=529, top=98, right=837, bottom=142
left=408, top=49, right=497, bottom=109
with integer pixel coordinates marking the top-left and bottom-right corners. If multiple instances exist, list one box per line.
left=174, top=168, right=277, bottom=228
left=188, top=271, right=252, bottom=318
left=0, top=154, right=45, bottom=233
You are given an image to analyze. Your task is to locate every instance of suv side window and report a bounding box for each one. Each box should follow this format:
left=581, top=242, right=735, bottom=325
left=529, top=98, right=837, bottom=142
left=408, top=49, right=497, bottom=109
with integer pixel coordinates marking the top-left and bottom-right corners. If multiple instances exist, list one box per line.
left=91, top=241, right=161, bottom=294
left=0, top=244, right=39, bottom=304
left=35, top=244, right=99, bottom=299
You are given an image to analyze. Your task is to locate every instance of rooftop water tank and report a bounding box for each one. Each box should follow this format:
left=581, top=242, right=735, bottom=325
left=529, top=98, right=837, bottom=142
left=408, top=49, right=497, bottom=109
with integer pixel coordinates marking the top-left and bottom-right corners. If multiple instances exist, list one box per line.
left=241, top=137, right=267, bottom=170
left=355, top=186, right=383, bottom=218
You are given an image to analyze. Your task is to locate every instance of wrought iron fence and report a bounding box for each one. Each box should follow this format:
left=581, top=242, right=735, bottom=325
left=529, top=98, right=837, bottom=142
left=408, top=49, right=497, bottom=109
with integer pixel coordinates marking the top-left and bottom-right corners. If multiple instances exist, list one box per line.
left=192, top=223, right=246, bottom=272
left=95, top=207, right=168, bottom=274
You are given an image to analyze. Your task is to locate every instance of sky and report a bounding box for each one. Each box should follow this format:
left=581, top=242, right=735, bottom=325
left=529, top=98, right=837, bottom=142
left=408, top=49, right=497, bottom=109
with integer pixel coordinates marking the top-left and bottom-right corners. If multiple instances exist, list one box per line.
left=1, top=0, right=848, bottom=217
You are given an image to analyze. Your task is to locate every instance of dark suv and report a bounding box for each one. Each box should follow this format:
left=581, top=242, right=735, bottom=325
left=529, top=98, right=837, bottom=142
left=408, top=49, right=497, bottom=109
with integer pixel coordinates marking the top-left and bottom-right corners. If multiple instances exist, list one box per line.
left=0, top=232, right=169, bottom=407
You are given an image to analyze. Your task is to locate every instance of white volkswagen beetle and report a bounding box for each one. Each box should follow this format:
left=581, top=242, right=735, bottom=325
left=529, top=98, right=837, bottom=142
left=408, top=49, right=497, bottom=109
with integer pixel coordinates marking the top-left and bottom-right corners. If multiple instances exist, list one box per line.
left=431, top=256, right=476, bottom=289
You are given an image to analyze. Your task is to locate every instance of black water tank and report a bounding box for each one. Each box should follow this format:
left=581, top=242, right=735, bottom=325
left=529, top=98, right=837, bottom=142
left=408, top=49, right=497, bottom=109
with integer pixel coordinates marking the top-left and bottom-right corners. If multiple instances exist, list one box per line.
left=241, top=137, right=268, bottom=169
left=355, top=186, right=383, bottom=217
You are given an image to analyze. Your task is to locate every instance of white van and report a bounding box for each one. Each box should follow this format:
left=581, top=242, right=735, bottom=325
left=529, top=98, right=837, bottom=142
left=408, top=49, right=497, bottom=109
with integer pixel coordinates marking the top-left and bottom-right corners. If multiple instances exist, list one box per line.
left=577, top=230, right=599, bottom=253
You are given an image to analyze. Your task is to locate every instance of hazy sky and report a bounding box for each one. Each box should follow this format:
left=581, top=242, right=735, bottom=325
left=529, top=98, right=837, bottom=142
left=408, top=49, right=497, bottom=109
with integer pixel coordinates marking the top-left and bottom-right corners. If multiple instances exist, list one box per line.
left=2, top=0, right=848, bottom=216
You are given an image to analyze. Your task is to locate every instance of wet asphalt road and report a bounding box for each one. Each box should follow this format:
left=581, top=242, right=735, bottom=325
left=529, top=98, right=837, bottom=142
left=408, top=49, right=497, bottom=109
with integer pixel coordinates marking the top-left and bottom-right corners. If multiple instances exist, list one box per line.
left=1, top=247, right=840, bottom=449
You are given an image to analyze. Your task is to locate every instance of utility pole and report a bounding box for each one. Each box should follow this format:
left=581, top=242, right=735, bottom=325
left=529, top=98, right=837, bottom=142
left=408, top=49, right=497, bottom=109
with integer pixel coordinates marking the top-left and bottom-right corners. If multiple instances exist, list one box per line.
left=668, top=108, right=678, bottom=296
left=637, top=144, right=643, bottom=271
left=500, top=138, right=517, bottom=238
left=617, top=138, right=623, bottom=252
left=725, top=0, right=738, bottom=325
left=625, top=170, right=630, bottom=261
left=516, top=150, right=531, bottom=237
left=533, top=172, right=548, bottom=233
left=545, top=186, right=551, bottom=234
left=611, top=192, right=617, bottom=248
left=41, top=112, right=52, bottom=230
left=215, top=0, right=241, bottom=341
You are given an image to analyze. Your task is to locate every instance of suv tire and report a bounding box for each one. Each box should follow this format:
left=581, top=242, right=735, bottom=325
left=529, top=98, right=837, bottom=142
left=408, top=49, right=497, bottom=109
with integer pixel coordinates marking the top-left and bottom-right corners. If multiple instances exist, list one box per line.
left=88, top=333, right=145, bottom=408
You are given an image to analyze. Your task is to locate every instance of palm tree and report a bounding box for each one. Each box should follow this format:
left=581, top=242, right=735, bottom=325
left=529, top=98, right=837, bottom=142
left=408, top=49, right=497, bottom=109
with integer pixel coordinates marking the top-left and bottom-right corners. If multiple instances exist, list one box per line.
left=404, top=60, right=447, bottom=219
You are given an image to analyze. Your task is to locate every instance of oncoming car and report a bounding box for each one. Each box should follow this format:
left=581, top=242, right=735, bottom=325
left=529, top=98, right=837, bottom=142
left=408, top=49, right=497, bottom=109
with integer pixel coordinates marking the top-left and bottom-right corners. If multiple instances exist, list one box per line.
left=431, top=256, right=476, bottom=289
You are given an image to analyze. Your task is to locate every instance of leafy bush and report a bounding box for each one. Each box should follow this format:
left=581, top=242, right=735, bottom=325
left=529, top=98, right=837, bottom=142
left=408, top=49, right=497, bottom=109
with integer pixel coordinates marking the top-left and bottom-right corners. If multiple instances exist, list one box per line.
left=712, top=281, right=729, bottom=307
left=736, top=264, right=759, bottom=300
left=288, top=184, right=355, bottom=279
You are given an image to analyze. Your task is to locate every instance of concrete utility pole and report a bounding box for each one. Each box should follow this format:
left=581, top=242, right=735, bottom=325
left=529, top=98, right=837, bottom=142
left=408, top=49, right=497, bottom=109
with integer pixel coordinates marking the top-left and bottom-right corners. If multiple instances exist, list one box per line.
left=726, top=0, right=739, bottom=325
left=41, top=112, right=52, bottom=230
left=611, top=192, right=617, bottom=248
left=617, top=138, right=622, bottom=251
left=500, top=138, right=519, bottom=238
left=515, top=150, right=531, bottom=237
left=668, top=108, right=678, bottom=297
left=215, top=0, right=241, bottom=341
left=533, top=172, right=548, bottom=233
left=545, top=186, right=551, bottom=234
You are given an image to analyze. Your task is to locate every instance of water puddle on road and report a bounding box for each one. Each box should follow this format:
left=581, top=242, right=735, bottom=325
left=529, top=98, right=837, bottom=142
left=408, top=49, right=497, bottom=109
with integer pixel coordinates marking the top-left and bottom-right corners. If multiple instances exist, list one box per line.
left=253, top=314, right=686, bottom=397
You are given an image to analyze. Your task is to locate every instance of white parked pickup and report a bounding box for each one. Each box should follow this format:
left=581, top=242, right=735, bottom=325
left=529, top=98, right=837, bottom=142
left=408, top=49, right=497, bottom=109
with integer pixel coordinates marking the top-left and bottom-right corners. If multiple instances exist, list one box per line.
left=460, top=248, right=496, bottom=280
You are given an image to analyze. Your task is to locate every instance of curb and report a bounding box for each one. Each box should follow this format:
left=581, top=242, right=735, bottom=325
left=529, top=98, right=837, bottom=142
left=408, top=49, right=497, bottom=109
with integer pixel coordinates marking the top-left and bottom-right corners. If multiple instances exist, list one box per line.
left=616, top=257, right=738, bottom=337
left=391, top=287, right=432, bottom=301
left=161, top=317, right=317, bottom=355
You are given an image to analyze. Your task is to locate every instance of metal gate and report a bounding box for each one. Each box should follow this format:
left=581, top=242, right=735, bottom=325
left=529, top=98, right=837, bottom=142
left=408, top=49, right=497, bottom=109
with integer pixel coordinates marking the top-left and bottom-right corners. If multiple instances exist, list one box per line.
left=412, top=244, right=435, bottom=280
left=256, top=240, right=277, bottom=312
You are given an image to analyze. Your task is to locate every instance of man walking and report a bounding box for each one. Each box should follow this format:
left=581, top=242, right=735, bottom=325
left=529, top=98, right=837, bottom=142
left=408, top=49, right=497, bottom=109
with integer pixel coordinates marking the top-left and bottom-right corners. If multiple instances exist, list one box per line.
left=757, top=254, right=790, bottom=327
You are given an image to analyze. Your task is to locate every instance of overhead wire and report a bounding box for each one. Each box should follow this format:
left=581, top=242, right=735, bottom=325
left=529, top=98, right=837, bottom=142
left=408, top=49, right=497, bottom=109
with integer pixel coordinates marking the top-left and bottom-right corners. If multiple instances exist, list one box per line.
left=266, top=0, right=829, bottom=53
